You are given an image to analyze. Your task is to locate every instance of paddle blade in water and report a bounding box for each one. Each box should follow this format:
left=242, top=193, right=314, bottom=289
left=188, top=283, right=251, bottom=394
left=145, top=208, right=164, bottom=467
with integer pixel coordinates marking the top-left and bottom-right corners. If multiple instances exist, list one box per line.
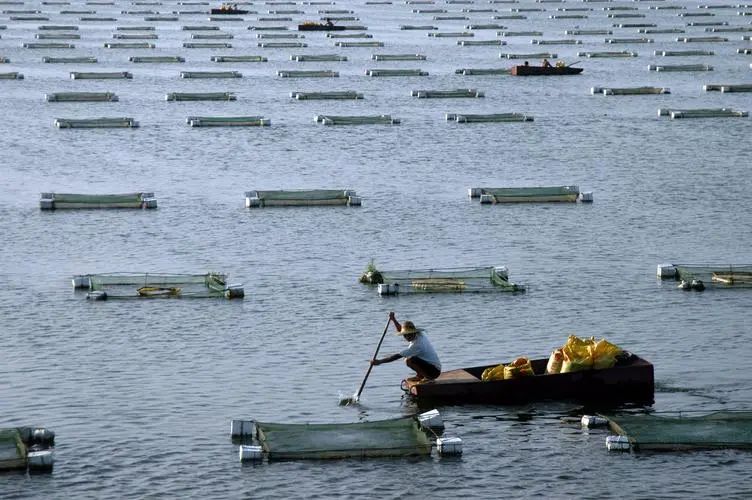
left=338, top=392, right=359, bottom=406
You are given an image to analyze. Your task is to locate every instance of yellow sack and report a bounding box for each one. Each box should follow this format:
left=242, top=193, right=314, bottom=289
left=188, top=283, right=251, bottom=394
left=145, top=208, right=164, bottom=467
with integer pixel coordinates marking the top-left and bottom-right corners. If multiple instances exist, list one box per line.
left=560, top=343, right=594, bottom=373
left=503, top=357, right=534, bottom=379
left=589, top=338, right=623, bottom=370
left=481, top=364, right=505, bottom=381
left=546, top=349, right=564, bottom=374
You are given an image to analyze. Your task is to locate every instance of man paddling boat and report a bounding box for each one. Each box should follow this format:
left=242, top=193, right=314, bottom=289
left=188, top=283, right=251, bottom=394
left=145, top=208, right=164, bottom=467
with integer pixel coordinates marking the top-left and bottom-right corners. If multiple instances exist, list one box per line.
left=371, top=312, right=441, bottom=382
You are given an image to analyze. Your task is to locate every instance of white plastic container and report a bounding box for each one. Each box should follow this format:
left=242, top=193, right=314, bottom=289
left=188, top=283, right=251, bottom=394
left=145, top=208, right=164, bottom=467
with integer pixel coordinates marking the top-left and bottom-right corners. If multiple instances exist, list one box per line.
left=479, top=194, right=494, bottom=204
left=27, top=450, right=54, bottom=470
left=579, top=191, right=593, bottom=203
left=436, top=437, right=463, bottom=456
left=225, top=285, right=245, bottom=299
left=656, top=264, right=676, bottom=279
left=606, top=435, right=631, bottom=451
left=581, top=415, right=609, bottom=428
left=377, top=283, right=399, bottom=296
left=347, top=196, right=362, bottom=206
left=72, top=275, right=91, bottom=289
left=494, top=266, right=509, bottom=280
left=230, top=419, right=255, bottom=438
left=418, top=409, right=444, bottom=431
left=239, top=445, right=263, bottom=462
left=86, top=291, right=107, bottom=301
left=467, top=187, right=482, bottom=198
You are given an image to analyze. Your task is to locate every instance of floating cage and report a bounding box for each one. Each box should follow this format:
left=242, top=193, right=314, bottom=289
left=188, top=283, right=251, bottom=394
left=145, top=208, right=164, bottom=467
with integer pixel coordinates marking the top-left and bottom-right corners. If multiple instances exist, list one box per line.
left=360, top=265, right=524, bottom=294
left=660, top=263, right=752, bottom=288
left=290, top=91, right=363, bottom=100
left=46, top=92, right=118, bottom=102
left=446, top=113, right=533, bottom=123
left=74, top=272, right=244, bottom=300
left=277, top=70, right=339, bottom=78
left=314, top=114, right=399, bottom=125
left=579, top=51, right=637, bottom=58
left=604, top=411, right=752, bottom=451
left=591, top=87, right=669, bottom=96
left=0, top=427, right=55, bottom=473
left=411, top=89, right=484, bottom=98
left=43, top=56, right=97, bottom=63
left=40, top=192, right=156, bottom=209
left=455, top=68, right=510, bottom=75
left=187, top=116, right=270, bottom=127
left=500, top=52, right=557, bottom=59
left=130, top=56, right=185, bottom=63
left=211, top=55, right=267, bottom=62
left=0, top=72, right=23, bottom=79
left=469, top=186, right=588, bottom=203
left=245, top=189, right=361, bottom=207
left=180, top=71, right=242, bottom=78
left=70, top=71, right=133, bottom=79
left=372, top=54, right=426, bottom=61
left=166, top=92, right=236, bottom=101
left=54, top=117, right=139, bottom=128
left=657, top=108, right=748, bottom=119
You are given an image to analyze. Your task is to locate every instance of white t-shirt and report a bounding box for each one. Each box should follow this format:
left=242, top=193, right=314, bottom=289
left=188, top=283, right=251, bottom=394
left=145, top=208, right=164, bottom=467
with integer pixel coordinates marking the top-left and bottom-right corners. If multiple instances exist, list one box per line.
left=399, top=333, right=441, bottom=371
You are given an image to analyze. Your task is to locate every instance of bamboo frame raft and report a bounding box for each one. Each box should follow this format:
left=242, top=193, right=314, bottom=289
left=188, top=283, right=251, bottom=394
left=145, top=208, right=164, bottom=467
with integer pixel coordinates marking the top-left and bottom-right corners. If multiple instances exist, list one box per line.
left=245, top=189, right=361, bottom=207
left=40, top=192, right=156, bottom=209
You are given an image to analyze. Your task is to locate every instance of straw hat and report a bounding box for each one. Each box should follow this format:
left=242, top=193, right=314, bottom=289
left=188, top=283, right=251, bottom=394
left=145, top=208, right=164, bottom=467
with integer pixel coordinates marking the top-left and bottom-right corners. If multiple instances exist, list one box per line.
left=396, top=320, right=422, bottom=336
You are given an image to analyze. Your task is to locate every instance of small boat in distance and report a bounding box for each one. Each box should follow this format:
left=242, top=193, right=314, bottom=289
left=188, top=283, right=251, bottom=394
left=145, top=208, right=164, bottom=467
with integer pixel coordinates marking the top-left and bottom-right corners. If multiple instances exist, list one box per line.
left=298, top=21, right=346, bottom=31
left=403, top=353, right=654, bottom=406
left=511, top=64, right=583, bottom=76
left=210, top=4, right=249, bottom=14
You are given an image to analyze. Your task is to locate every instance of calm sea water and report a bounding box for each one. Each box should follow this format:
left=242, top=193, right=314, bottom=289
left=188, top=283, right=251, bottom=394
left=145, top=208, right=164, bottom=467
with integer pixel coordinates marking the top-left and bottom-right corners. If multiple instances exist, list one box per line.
left=2, top=0, right=752, bottom=498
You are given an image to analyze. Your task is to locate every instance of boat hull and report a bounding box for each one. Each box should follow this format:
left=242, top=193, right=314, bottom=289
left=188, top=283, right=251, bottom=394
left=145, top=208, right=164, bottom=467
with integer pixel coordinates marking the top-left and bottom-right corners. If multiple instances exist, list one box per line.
left=298, top=24, right=346, bottom=31
left=210, top=9, right=249, bottom=14
left=511, top=65, right=583, bottom=76
left=405, top=355, right=654, bottom=406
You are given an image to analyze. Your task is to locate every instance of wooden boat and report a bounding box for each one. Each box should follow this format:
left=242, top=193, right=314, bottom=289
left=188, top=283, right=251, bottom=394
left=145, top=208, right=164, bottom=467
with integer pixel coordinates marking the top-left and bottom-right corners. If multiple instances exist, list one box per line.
left=298, top=22, right=346, bottom=31
left=210, top=7, right=249, bottom=15
left=137, top=286, right=182, bottom=297
left=511, top=65, right=583, bottom=76
left=403, top=353, right=654, bottom=405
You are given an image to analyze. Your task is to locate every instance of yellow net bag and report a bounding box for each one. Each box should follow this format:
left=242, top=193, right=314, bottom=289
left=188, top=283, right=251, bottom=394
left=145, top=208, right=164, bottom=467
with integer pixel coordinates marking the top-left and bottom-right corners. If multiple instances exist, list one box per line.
left=504, top=357, right=534, bottom=379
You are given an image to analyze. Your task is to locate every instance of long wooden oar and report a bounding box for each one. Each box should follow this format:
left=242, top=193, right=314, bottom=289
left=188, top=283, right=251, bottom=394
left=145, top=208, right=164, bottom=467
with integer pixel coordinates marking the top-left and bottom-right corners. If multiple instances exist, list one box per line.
left=339, top=316, right=391, bottom=405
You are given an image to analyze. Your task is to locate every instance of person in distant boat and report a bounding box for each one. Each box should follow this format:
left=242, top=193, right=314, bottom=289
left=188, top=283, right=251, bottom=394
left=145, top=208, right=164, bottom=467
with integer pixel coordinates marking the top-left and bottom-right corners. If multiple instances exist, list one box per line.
left=523, top=60, right=529, bottom=66
left=371, top=312, right=441, bottom=382
left=542, top=58, right=552, bottom=68
left=325, top=17, right=334, bottom=27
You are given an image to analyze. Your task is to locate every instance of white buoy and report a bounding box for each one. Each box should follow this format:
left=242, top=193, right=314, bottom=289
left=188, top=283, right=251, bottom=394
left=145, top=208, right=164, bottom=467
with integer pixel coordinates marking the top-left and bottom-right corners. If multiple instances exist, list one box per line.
left=436, top=437, right=463, bottom=456
left=479, top=194, right=495, bottom=204
left=656, top=264, right=676, bottom=279
left=239, top=445, right=263, bottom=462
left=230, top=419, right=255, bottom=438
left=606, top=435, right=631, bottom=451
left=581, top=415, right=609, bottom=428
left=86, top=291, right=107, bottom=300
left=225, top=285, right=245, bottom=299
left=72, top=275, right=91, bottom=289
left=377, top=283, right=399, bottom=296
left=32, top=428, right=55, bottom=445
left=579, top=191, right=594, bottom=203
left=468, top=187, right=482, bottom=198
left=418, top=409, right=445, bottom=431
left=347, top=196, right=362, bottom=206
left=27, top=450, right=54, bottom=470
left=494, top=266, right=509, bottom=280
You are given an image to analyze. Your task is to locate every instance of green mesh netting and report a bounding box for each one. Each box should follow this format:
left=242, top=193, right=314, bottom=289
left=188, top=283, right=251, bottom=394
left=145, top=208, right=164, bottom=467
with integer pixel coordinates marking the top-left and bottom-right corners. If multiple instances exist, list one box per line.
left=604, top=411, right=752, bottom=450
left=0, top=429, right=26, bottom=471
left=674, top=264, right=752, bottom=288
left=255, top=417, right=432, bottom=460
left=87, top=272, right=229, bottom=299
left=481, top=186, right=579, bottom=202
left=362, top=266, right=523, bottom=293
left=254, top=190, right=348, bottom=201
left=50, top=193, right=145, bottom=204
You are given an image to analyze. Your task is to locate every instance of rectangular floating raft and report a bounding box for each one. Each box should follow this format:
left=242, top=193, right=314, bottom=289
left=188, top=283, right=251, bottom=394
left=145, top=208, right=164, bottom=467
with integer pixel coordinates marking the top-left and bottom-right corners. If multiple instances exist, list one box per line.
left=411, top=89, right=484, bottom=98
left=362, top=265, right=524, bottom=294
left=658, top=108, right=748, bottom=119
left=245, top=189, right=361, bottom=207
left=660, top=263, right=752, bottom=288
left=314, top=114, right=399, bottom=125
left=0, top=427, right=54, bottom=473
left=166, top=92, right=236, bottom=101
left=446, top=113, right=533, bottom=123
left=290, top=91, right=363, bottom=100
left=254, top=417, right=432, bottom=460
left=211, top=55, right=267, bottom=62
left=46, top=92, right=118, bottom=102
left=469, top=186, right=588, bottom=203
left=74, top=272, right=244, bottom=300
left=604, top=411, right=752, bottom=451
left=40, top=192, right=156, bottom=209
left=70, top=71, right=132, bottom=79
left=187, top=116, right=270, bottom=127
left=180, top=71, right=242, bottom=78
left=54, top=117, right=139, bottom=128
left=591, top=86, right=669, bottom=95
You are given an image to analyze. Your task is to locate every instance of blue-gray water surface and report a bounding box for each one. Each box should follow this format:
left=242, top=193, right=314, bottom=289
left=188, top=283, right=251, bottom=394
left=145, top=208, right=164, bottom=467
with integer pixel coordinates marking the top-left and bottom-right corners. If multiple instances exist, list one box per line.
left=1, top=0, right=752, bottom=498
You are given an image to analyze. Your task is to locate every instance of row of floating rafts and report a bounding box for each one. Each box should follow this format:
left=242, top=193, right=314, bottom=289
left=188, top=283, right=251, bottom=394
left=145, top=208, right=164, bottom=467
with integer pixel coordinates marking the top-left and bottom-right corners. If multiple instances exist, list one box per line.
left=411, top=88, right=484, bottom=98
left=591, top=86, right=670, bottom=95
left=0, top=427, right=55, bottom=473
left=648, top=64, right=713, bottom=72
left=232, top=410, right=461, bottom=462
left=245, top=189, right=361, bottom=207
left=166, top=92, right=236, bottom=101
left=40, top=192, right=156, bottom=209
left=469, top=186, right=592, bottom=203
left=277, top=69, right=339, bottom=77
left=360, top=264, right=524, bottom=295
left=446, top=113, right=532, bottom=123
left=290, top=90, right=363, bottom=99
left=657, top=108, right=748, bottom=119
left=74, top=272, right=244, bottom=300
left=704, top=83, right=752, bottom=93
left=55, top=117, right=139, bottom=128
left=314, top=114, right=400, bottom=125
left=187, top=115, right=270, bottom=126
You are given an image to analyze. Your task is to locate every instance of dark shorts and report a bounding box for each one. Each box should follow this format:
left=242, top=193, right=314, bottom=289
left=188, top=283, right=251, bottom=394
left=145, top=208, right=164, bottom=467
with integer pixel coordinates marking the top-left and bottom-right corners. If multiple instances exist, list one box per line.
left=407, top=356, right=441, bottom=379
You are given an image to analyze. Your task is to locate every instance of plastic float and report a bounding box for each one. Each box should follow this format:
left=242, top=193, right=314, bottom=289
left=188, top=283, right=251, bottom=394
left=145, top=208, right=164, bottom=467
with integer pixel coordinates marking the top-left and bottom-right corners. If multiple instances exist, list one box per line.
left=277, top=69, right=339, bottom=77
left=74, top=272, right=243, bottom=299
left=314, top=114, right=399, bottom=125
left=446, top=113, right=532, bottom=123
left=468, top=186, right=590, bottom=203
left=365, top=68, right=428, bottom=76
left=290, top=91, right=363, bottom=100
left=46, top=92, right=119, bottom=102
left=166, top=92, right=236, bottom=101
left=40, top=192, right=156, bottom=209
left=361, top=264, right=524, bottom=294
left=54, top=117, right=139, bottom=128
left=186, top=116, right=270, bottom=127
left=0, top=427, right=55, bottom=473
left=232, top=411, right=461, bottom=462
left=70, top=71, right=133, bottom=79
left=180, top=70, right=242, bottom=78
left=245, top=189, right=361, bottom=207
